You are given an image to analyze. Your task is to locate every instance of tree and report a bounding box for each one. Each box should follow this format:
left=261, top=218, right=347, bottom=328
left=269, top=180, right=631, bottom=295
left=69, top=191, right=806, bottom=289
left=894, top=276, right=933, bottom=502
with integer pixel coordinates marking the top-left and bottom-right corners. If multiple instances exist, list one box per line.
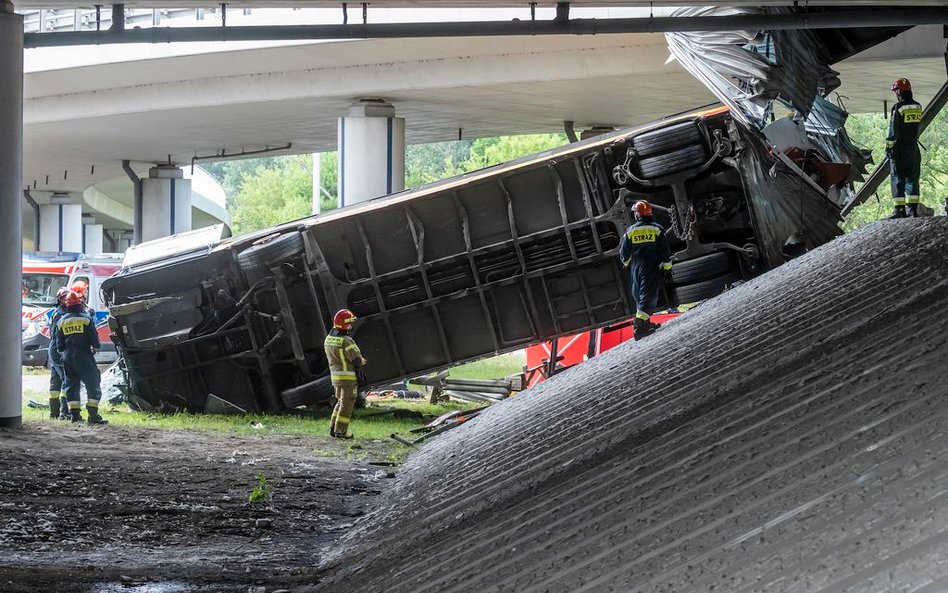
left=405, top=140, right=473, bottom=188
left=229, top=154, right=314, bottom=235
left=448, top=134, right=569, bottom=175
left=200, top=157, right=283, bottom=211
left=223, top=133, right=574, bottom=236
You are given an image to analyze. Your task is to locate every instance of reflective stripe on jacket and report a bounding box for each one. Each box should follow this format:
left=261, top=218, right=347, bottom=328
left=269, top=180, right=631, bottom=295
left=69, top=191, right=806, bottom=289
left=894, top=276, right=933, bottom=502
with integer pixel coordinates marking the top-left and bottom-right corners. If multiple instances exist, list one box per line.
left=324, top=331, right=362, bottom=382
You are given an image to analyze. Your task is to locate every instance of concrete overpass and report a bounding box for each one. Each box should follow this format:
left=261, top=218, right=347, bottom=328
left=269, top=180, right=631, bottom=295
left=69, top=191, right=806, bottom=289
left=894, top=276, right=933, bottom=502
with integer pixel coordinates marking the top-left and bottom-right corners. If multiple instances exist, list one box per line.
left=20, top=20, right=948, bottom=210
left=0, top=3, right=946, bottom=429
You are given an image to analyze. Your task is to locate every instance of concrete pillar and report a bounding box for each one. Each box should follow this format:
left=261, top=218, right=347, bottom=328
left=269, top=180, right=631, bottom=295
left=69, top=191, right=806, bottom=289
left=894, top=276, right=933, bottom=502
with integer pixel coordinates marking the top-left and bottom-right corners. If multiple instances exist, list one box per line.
left=141, top=165, right=192, bottom=242
left=38, top=202, right=83, bottom=252
left=116, top=232, right=134, bottom=253
left=0, top=2, right=23, bottom=427
left=338, top=99, right=405, bottom=206
left=82, top=216, right=103, bottom=256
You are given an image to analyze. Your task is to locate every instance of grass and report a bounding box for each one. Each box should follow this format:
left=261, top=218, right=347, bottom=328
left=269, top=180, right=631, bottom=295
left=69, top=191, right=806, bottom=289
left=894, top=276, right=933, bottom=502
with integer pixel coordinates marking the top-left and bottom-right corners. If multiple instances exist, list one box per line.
left=410, top=350, right=526, bottom=385
left=20, top=396, right=484, bottom=466
left=21, top=402, right=448, bottom=439
left=17, top=354, right=520, bottom=462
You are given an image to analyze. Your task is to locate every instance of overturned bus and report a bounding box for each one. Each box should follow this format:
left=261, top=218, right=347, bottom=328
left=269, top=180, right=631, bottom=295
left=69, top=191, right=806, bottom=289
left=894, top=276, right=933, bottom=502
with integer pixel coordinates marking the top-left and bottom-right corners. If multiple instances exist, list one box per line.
left=101, top=104, right=849, bottom=414
left=102, top=10, right=909, bottom=413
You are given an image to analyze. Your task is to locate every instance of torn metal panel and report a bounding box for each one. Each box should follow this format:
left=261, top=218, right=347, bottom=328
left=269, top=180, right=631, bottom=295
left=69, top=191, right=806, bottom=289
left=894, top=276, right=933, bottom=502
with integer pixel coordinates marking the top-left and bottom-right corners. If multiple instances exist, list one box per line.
left=665, top=6, right=905, bottom=207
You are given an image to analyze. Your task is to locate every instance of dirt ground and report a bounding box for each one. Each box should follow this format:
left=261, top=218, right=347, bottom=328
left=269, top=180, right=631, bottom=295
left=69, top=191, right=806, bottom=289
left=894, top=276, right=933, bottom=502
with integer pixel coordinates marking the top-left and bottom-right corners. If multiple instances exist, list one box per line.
left=0, top=421, right=388, bottom=593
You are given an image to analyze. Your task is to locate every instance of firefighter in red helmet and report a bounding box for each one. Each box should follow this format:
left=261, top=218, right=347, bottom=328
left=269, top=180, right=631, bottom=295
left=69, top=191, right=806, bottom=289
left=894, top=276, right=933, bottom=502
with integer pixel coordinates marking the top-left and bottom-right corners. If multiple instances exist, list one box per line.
left=324, top=309, right=367, bottom=439
left=887, top=78, right=923, bottom=218
left=618, top=200, right=673, bottom=340
left=56, top=290, right=106, bottom=424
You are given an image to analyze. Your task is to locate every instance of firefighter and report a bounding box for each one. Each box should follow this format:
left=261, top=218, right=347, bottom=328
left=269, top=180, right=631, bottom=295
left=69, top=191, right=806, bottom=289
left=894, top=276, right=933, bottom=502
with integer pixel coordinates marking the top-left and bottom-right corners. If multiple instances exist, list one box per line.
left=324, top=309, right=367, bottom=439
left=618, top=200, right=673, bottom=340
left=56, top=290, right=107, bottom=425
left=887, top=78, right=924, bottom=219
left=47, top=287, right=70, bottom=420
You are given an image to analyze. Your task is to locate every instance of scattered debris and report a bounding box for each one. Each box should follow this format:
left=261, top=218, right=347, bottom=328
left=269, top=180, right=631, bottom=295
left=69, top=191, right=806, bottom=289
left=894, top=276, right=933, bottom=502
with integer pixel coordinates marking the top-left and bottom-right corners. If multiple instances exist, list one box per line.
left=390, top=407, right=488, bottom=447
left=364, top=389, right=424, bottom=401
left=411, top=371, right=523, bottom=404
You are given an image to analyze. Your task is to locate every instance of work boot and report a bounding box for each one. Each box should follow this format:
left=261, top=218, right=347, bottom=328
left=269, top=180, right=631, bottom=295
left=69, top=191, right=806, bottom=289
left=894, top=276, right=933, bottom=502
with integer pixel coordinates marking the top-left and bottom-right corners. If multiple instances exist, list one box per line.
left=905, top=204, right=918, bottom=218
left=86, top=407, right=108, bottom=425
left=633, top=317, right=655, bottom=341
left=70, top=409, right=83, bottom=423
left=59, top=397, right=70, bottom=420
left=48, top=398, right=60, bottom=420
left=889, top=205, right=907, bottom=219
left=633, top=326, right=655, bottom=341
left=647, top=320, right=662, bottom=331
left=332, top=431, right=354, bottom=440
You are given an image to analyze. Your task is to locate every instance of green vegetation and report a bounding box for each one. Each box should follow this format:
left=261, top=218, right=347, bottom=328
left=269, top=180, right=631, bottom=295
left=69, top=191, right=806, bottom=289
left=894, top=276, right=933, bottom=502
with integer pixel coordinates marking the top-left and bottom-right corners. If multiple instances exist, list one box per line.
left=843, top=108, right=948, bottom=231
left=440, top=351, right=526, bottom=382
left=22, top=402, right=426, bottom=439
left=248, top=474, right=273, bottom=504
left=207, top=134, right=568, bottom=237
left=19, top=354, right=522, bottom=462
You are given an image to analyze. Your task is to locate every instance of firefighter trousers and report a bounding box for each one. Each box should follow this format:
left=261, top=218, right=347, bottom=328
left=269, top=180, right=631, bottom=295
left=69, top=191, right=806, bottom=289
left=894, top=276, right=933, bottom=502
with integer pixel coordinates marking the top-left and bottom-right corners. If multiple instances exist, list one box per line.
left=630, top=263, right=660, bottom=319
left=890, top=157, right=921, bottom=205
left=48, top=346, right=64, bottom=396
left=62, top=348, right=102, bottom=409
left=330, top=381, right=358, bottom=437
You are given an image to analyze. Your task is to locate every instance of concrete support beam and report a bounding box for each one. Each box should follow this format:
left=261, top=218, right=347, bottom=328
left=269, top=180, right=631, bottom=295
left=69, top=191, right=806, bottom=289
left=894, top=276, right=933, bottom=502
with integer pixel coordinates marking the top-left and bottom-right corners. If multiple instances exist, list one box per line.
left=82, top=218, right=103, bottom=256
left=141, top=165, right=192, bottom=242
left=0, top=1, right=23, bottom=427
left=39, top=202, right=83, bottom=253
left=338, top=100, right=405, bottom=206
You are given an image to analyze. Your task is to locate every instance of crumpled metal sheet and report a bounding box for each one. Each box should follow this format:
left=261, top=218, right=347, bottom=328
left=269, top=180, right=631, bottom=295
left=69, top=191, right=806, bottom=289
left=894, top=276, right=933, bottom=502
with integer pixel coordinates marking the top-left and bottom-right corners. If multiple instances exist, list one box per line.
left=665, top=6, right=867, bottom=207
left=804, top=96, right=874, bottom=185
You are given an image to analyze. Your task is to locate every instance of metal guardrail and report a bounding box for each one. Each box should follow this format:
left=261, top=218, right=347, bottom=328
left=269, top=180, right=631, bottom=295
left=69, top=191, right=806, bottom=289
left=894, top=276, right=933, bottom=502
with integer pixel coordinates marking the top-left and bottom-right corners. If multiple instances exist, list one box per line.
left=19, top=7, right=221, bottom=34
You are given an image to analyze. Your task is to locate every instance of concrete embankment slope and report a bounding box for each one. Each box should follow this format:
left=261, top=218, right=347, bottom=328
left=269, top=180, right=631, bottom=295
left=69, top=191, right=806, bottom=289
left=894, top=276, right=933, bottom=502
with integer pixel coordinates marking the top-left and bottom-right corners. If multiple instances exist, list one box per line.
left=316, top=219, right=948, bottom=593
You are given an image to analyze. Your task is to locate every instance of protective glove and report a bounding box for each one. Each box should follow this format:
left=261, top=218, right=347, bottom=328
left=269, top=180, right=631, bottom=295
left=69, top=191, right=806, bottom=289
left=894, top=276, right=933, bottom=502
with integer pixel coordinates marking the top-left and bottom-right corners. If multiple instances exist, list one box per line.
left=353, top=358, right=367, bottom=384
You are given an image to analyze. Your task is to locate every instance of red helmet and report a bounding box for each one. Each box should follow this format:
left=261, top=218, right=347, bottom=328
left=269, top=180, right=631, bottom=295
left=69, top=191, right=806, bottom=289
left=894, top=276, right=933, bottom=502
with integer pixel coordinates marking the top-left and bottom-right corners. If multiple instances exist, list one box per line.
left=70, top=280, right=88, bottom=300
left=891, top=78, right=911, bottom=93
left=632, top=200, right=653, bottom=219
left=333, top=308, right=357, bottom=331
left=63, top=290, right=83, bottom=308
left=55, top=287, right=70, bottom=304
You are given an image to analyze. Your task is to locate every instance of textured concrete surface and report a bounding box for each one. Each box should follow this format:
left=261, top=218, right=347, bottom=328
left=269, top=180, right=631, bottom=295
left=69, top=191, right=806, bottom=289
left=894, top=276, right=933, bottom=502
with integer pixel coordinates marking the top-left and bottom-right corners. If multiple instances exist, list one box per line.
left=311, top=218, right=948, bottom=593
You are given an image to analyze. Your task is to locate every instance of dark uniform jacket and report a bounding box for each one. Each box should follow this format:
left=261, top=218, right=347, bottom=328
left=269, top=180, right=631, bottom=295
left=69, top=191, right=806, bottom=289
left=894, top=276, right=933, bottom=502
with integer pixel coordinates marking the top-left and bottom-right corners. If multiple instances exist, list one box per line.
left=618, top=218, right=673, bottom=311
left=48, top=304, right=69, bottom=355
left=619, top=219, right=672, bottom=271
left=55, top=311, right=100, bottom=353
left=887, top=98, right=923, bottom=175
